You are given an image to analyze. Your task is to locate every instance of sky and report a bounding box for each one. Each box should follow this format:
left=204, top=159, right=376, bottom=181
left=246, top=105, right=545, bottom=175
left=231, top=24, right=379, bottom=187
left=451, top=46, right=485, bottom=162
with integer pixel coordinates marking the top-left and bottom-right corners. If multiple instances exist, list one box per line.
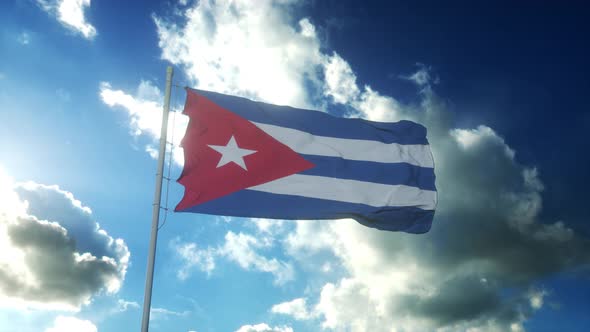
left=1, top=0, right=589, bottom=331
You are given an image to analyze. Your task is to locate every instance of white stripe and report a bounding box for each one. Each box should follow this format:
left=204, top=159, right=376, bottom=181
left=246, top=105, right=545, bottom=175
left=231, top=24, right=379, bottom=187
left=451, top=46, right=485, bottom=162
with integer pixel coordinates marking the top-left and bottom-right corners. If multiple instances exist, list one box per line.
left=247, top=174, right=437, bottom=210
left=253, top=122, right=434, bottom=168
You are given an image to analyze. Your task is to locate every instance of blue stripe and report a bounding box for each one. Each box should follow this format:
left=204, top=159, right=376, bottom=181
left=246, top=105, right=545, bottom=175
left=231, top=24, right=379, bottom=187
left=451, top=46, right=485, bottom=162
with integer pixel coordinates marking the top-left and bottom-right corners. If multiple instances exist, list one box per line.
left=190, top=88, right=429, bottom=145
left=177, top=189, right=434, bottom=234
left=300, top=155, right=436, bottom=191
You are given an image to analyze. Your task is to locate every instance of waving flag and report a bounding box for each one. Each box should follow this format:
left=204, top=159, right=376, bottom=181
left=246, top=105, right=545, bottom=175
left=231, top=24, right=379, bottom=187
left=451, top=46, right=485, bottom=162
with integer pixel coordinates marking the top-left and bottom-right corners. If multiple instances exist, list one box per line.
left=176, top=88, right=437, bottom=233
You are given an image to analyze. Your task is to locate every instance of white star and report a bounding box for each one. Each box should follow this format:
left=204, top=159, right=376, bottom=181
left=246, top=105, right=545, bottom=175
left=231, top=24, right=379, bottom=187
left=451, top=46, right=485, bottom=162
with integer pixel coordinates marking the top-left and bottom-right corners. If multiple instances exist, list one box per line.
left=208, top=135, right=257, bottom=170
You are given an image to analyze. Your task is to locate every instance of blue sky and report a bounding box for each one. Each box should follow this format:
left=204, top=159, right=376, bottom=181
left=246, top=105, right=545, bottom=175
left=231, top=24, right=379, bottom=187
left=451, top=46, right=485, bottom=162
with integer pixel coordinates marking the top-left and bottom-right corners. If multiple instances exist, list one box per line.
left=1, top=1, right=589, bottom=331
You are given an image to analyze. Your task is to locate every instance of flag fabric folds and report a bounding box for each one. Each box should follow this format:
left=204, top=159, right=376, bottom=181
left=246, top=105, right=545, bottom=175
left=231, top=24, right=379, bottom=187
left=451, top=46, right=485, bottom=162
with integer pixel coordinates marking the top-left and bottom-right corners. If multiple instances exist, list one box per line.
left=175, top=88, right=437, bottom=233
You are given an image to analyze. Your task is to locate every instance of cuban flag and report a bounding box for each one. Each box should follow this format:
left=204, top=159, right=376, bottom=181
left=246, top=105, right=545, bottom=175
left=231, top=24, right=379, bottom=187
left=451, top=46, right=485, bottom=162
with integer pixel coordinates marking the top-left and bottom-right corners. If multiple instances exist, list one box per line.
left=175, top=88, right=437, bottom=233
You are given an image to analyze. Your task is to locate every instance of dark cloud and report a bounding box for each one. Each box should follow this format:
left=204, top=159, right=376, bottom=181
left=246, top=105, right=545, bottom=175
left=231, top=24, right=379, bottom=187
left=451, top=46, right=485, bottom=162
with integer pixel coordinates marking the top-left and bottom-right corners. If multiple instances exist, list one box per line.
left=0, top=182, right=129, bottom=310
left=14, top=184, right=121, bottom=260
left=404, top=276, right=510, bottom=325
left=285, top=73, right=590, bottom=331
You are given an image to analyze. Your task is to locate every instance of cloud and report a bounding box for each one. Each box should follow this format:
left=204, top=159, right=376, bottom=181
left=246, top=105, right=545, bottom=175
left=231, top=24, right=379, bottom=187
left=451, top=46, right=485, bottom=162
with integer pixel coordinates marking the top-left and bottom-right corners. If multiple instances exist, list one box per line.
left=99, top=81, right=188, bottom=165
left=36, top=0, right=97, bottom=39
left=99, top=81, right=164, bottom=138
left=150, top=307, right=190, bottom=321
left=171, top=239, right=216, bottom=279
left=220, top=231, right=294, bottom=285
left=45, top=316, right=97, bottom=332
left=235, top=323, right=293, bottom=332
left=270, top=298, right=315, bottom=320
left=0, top=169, right=129, bottom=311
left=250, top=218, right=286, bottom=235
left=172, top=231, right=294, bottom=285
left=323, top=52, right=360, bottom=105
left=115, top=299, right=140, bottom=312
left=153, top=0, right=325, bottom=109
left=400, top=63, right=440, bottom=86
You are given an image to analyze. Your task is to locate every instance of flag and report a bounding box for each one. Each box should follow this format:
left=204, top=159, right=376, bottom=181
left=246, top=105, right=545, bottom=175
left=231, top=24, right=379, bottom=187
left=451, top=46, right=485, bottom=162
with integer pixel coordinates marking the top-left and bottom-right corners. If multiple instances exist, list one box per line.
left=175, top=88, right=437, bottom=233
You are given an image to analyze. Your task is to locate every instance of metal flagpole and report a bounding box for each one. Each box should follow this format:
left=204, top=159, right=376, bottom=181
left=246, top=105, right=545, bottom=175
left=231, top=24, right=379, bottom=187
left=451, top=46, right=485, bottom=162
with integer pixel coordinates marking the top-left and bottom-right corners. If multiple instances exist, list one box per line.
left=141, top=66, right=174, bottom=332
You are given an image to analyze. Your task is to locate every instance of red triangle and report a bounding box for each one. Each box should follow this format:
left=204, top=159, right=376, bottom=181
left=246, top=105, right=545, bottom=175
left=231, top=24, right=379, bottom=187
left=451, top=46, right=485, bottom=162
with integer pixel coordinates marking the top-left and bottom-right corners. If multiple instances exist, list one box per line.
left=176, top=90, right=315, bottom=211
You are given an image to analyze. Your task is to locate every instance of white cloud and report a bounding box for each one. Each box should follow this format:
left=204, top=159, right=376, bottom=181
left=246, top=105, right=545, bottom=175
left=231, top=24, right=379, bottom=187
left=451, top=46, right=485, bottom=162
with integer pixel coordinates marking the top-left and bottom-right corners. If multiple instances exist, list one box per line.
left=171, top=239, right=216, bottom=279
left=401, top=63, right=440, bottom=87
left=153, top=0, right=325, bottom=109
left=528, top=289, right=546, bottom=310
left=271, top=298, right=315, bottom=320
left=284, top=220, right=338, bottom=256
left=99, top=81, right=188, bottom=165
left=37, top=0, right=97, bottom=39
left=323, top=53, right=360, bottom=105
left=172, top=231, right=294, bottom=285
left=99, top=81, right=163, bottom=138
left=220, top=231, right=294, bottom=285
left=354, top=86, right=405, bottom=121
left=235, top=323, right=293, bottom=332
left=150, top=307, right=190, bottom=321
left=250, top=218, right=287, bottom=235
left=218, top=216, right=233, bottom=223
left=45, top=316, right=97, bottom=332
left=116, top=299, right=140, bottom=312
left=316, top=278, right=395, bottom=331
left=0, top=167, right=129, bottom=311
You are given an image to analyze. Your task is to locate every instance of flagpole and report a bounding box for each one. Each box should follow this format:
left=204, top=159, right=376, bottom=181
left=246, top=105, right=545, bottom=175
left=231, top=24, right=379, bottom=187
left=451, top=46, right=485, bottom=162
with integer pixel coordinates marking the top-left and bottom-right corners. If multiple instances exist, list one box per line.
left=141, top=65, right=174, bottom=332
